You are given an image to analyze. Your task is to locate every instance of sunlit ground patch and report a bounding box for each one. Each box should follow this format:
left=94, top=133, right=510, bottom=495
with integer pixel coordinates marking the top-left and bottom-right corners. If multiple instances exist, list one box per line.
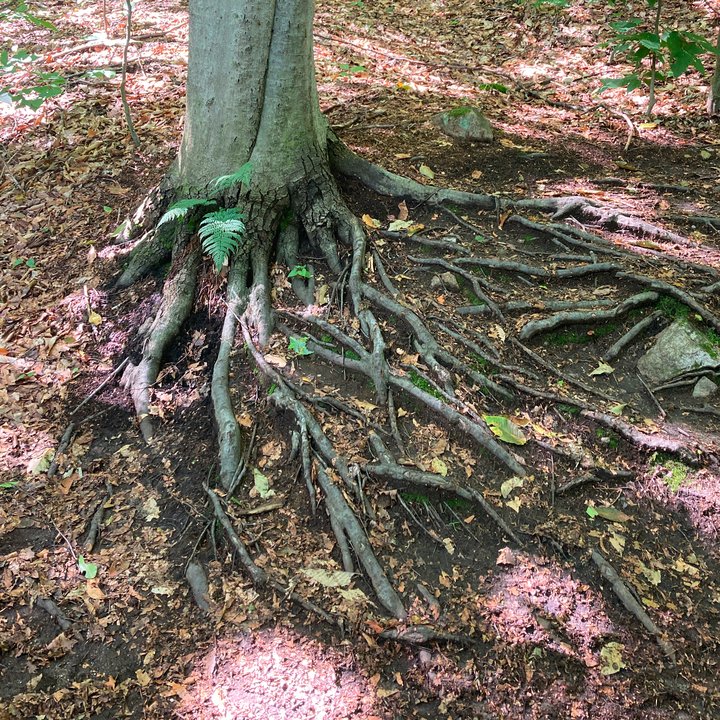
left=177, top=626, right=382, bottom=720
left=645, top=464, right=720, bottom=542
left=482, top=551, right=616, bottom=667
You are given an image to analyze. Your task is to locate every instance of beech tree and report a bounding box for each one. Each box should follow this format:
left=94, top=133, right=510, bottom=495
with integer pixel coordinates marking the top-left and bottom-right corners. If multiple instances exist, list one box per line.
left=117, top=0, right=720, bottom=621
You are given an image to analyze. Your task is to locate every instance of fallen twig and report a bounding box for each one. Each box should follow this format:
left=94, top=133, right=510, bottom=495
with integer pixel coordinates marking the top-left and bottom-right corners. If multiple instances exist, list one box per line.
left=47, top=423, right=76, bottom=479
left=70, top=358, right=129, bottom=416
left=120, top=0, right=140, bottom=146
left=83, top=482, right=113, bottom=552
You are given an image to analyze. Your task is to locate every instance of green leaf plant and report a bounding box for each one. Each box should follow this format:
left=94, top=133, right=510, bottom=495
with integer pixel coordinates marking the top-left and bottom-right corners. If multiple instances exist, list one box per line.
left=157, top=164, right=253, bottom=272
left=198, top=208, right=246, bottom=272
left=600, top=0, right=719, bottom=115
left=0, top=4, right=66, bottom=110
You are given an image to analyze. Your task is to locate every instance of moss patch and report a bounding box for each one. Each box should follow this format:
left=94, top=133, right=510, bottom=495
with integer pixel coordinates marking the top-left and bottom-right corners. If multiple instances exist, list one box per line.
left=699, top=329, right=720, bottom=359
left=544, top=322, right=618, bottom=346
left=595, top=428, right=620, bottom=449
left=408, top=368, right=445, bottom=401
left=447, top=105, right=473, bottom=118
left=657, top=297, right=689, bottom=320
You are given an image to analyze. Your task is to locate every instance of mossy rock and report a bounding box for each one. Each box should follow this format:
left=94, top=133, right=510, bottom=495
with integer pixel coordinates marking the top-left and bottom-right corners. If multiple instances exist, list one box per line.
left=433, top=106, right=494, bottom=142
left=637, top=319, right=720, bottom=384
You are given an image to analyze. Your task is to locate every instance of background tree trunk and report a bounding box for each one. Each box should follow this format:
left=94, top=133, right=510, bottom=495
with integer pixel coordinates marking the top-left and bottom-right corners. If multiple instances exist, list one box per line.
left=708, top=27, right=720, bottom=116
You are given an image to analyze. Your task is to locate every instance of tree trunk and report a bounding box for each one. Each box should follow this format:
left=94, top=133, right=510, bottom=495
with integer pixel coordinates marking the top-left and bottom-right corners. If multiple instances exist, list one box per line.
left=708, top=27, right=720, bottom=116
left=174, top=0, right=326, bottom=193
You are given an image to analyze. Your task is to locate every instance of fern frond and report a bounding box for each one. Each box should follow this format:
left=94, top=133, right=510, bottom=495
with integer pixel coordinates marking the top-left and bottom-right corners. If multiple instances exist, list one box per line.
left=158, top=198, right=215, bottom=226
left=212, top=162, right=253, bottom=193
left=198, top=208, right=246, bottom=271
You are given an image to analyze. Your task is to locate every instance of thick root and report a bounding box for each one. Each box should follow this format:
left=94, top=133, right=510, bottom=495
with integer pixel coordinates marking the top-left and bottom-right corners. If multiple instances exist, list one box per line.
left=212, top=261, right=249, bottom=489
left=122, top=245, right=201, bottom=441
left=241, top=318, right=407, bottom=620
left=115, top=224, right=175, bottom=288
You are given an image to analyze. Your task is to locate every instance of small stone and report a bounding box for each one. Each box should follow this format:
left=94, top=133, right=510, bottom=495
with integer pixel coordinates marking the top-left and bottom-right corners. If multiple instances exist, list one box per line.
left=433, top=106, right=494, bottom=142
left=440, top=271, right=460, bottom=291
left=430, top=272, right=460, bottom=292
left=692, top=376, right=718, bottom=400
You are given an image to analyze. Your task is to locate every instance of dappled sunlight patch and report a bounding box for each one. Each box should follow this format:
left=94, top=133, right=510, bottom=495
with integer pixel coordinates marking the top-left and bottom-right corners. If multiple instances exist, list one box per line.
left=482, top=551, right=615, bottom=667
left=177, top=627, right=381, bottom=720
left=643, top=464, right=720, bottom=542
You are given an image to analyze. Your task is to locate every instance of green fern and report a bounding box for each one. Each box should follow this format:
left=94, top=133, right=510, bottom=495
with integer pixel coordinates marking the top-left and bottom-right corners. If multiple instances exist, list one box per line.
left=199, top=208, right=245, bottom=271
left=212, top=162, right=253, bottom=193
left=158, top=198, right=216, bottom=226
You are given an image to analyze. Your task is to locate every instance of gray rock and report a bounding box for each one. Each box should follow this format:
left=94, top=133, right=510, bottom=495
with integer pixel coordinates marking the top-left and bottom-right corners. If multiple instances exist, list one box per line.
left=430, top=272, right=460, bottom=292
left=637, top=320, right=720, bottom=385
left=433, top=106, right=493, bottom=142
left=692, top=376, right=718, bottom=400
left=440, top=271, right=460, bottom=291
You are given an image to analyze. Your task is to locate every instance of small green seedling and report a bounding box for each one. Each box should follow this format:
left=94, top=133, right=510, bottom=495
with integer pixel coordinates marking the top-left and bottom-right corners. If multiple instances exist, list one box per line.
left=288, top=336, right=313, bottom=356
left=288, top=265, right=312, bottom=279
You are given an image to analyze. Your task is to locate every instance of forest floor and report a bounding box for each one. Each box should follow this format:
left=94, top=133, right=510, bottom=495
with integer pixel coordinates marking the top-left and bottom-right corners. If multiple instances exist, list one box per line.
left=1, top=0, right=719, bottom=718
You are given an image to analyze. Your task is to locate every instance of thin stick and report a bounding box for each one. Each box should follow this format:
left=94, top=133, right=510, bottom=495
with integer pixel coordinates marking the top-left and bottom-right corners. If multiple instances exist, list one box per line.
left=49, top=517, right=77, bottom=562
left=47, top=423, right=76, bottom=479
left=70, top=357, right=129, bottom=416
left=120, top=0, right=140, bottom=146
left=637, top=372, right=666, bottom=420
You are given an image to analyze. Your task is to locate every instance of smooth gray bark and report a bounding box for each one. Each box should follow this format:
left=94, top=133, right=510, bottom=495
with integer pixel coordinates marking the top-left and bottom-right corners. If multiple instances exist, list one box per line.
left=709, top=27, right=720, bottom=116
left=175, top=0, right=326, bottom=190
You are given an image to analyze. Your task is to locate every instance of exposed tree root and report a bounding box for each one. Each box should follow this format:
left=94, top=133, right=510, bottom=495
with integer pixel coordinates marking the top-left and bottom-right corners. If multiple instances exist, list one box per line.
left=47, top=422, right=76, bottom=479
left=115, top=225, right=175, bottom=289
left=458, top=298, right=616, bottom=316
left=83, top=481, right=112, bottom=553
left=212, top=262, right=249, bottom=489
left=591, top=549, right=676, bottom=663
left=240, top=319, right=407, bottom=620
left=117, top=182, right=174, bottom=245
left=330, top=136, right=710, bottom=250
left=185, top=560, right=211, bottom=612
left=205, top=483, right=337, bottom=626
left=518, top=291, right=659, bottom=341
left=122, top=244, right=201, bottom=442
left=604, top=311, right=663, bottom=362
left=36, top=598, right=72, bottom=632
left=115, top=136, right=720, bottom=625
left=511, top=337, right=619, bottom=403
left=380, top=625, right=479, bottom=646
left=580, top=410, right=711, bottom=465
left=366, top=433, right=523, bottom=546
